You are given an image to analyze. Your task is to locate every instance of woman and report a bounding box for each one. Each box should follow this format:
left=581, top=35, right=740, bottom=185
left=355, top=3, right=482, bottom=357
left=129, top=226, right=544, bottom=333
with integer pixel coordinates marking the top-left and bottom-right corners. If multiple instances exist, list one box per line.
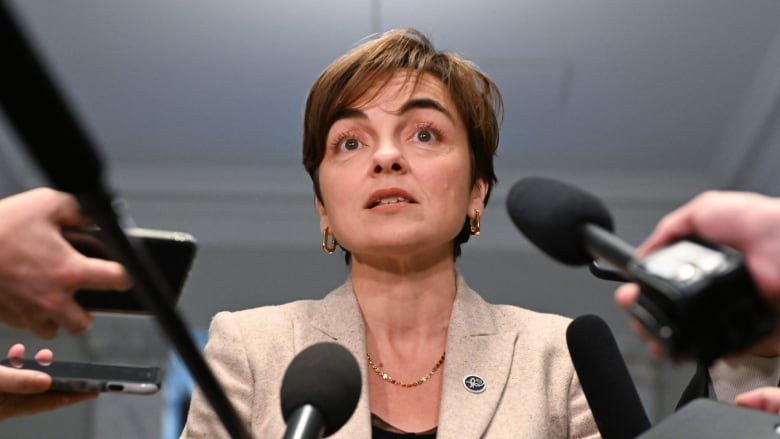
left=181, top=28, right=597, bottom=438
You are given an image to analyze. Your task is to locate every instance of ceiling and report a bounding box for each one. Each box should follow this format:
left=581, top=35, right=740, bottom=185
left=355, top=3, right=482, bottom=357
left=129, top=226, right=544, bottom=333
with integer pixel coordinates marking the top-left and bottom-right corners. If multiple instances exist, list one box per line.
left=2, top=0, right=780, bottom=247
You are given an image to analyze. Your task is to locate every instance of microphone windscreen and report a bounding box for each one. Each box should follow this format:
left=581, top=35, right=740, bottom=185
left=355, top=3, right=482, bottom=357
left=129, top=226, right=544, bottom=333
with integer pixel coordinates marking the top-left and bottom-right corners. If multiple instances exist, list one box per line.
left=0, top=3, right=105, bottom=194
left=506, top=177, right=614, bottom=265
left=280, top=342, right=361, bottom=437
left=567, top=314, right=651, bottom=439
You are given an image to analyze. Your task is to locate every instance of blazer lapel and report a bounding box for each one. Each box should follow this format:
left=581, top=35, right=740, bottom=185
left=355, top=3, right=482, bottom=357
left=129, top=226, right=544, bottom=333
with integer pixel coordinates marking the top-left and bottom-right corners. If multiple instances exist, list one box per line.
left=309, top=280, right=366, bottom=349
left=306, top=280, right=373, bottom=438
left=300, top=278, right=516, bottom=438
left=438, top=278, right=517, bottom=438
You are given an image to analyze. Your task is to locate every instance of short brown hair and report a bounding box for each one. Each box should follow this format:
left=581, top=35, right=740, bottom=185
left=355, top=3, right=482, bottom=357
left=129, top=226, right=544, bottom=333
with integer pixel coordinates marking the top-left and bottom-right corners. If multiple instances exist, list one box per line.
left=302, top=28, right=503, bottom=259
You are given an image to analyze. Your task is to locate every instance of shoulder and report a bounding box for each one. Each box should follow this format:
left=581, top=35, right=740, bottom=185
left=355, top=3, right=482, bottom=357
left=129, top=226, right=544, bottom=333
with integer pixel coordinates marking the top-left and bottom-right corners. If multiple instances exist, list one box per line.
left=490, top=304, right=573, bottom=361
left=200, top=298, right=329, bottom=400
left=456, top=279, right=572, bottom=357
left=208, top=299, right=322, bottom=339
left=490, top=303, right=571, bottom=333
left=456, top=276, right=571, bottom=337
left=204, top=280, right=358, bottom=353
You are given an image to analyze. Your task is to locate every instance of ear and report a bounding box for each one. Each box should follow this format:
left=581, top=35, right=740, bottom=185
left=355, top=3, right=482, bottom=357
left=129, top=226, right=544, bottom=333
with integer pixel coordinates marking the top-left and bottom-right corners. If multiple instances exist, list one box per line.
left=315, top=196, right=330, bottom=232
left=468, top=179, right=488, bottom=216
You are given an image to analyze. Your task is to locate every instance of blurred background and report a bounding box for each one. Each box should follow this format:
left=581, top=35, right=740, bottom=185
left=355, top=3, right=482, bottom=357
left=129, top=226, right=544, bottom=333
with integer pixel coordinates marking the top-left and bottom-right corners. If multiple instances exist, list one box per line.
left=1, top=0, right=779, bottom=437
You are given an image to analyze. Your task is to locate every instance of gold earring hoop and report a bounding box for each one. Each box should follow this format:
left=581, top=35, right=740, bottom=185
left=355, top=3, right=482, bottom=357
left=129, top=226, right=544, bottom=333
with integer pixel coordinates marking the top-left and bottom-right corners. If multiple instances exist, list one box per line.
left=322, top=227, right=338, bottom=254
left=469, top=209, right=481, bottom=236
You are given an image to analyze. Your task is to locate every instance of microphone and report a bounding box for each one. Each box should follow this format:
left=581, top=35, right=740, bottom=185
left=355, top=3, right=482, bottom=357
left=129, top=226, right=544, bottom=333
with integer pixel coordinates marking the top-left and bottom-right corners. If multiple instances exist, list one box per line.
left=567, top=314, right=651, bottom=439
left=507, top=176, right=773, bottom=364
left=281, top=342, right=362, bottom=439
left=0, top=1, right=105, bottom=196
left=504, top=176, right=631, bottom=267
left=1, top=4, right=254, bottom=438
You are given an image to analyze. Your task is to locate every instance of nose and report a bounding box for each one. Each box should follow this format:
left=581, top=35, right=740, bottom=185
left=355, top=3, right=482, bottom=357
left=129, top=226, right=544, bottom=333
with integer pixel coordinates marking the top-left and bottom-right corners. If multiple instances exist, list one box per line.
left=372, top=139, right=407, bottom=174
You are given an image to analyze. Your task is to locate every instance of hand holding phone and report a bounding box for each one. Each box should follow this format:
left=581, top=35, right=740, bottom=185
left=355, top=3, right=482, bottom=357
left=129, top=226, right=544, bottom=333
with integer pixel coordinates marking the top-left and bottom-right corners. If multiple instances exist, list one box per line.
left=0, top=345, right=99, bottom=419
left=1, top=357, right=162, bottom=394
left=65, top=227, right=198, bottom=314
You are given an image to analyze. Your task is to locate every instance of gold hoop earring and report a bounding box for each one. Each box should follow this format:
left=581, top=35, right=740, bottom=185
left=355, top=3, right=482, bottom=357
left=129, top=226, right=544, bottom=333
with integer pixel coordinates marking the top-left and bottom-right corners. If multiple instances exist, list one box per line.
left=322, top=227, right=338, bottom=254
left=469, top=209, right=481, bottom=236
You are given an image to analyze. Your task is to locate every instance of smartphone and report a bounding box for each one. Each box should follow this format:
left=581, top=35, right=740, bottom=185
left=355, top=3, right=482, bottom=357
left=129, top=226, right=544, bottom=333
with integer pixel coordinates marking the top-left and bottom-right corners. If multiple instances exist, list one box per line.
left=64, top=227, right=198, bottom=314
left=0, top=358, right=162, bottom=394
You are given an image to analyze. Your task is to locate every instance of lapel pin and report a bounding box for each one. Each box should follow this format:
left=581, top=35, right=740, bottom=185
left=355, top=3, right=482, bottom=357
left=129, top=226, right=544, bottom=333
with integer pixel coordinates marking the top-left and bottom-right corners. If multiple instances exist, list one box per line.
left=463, top=375, right=486, bottom=393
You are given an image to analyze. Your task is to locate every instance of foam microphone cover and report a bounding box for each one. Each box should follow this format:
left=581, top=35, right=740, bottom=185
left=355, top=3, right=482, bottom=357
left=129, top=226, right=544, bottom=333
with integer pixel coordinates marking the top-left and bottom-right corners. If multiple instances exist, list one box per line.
left=280, top=342, right=361, bottom=437
left=506, top=177, right=614, bottom=265
left=567, top=315, right=651, bottom=439
left=0, top=3, right=105, bottom=194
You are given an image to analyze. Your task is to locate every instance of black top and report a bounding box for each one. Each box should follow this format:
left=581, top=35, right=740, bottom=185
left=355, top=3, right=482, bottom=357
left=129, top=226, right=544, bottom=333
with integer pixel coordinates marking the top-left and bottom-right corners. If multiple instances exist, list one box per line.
left=372, top=426, right=437, bottom=439
left=371, top=413, right=437, bottom=438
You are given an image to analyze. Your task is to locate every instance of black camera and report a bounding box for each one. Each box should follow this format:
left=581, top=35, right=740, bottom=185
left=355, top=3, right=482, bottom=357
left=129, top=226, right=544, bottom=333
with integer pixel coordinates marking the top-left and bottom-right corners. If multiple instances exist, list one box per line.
left=623, top=239, right=773, bottom=364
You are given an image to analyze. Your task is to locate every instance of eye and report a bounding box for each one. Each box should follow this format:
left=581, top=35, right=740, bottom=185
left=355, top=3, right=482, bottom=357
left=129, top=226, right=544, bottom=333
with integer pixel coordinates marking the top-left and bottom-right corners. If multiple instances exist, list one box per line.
left=342, top=137, right=360, bottom=151
left=416, top=129, right=433, bottom=142
left=411, top=123, right=442, bottom=144
left=329, top=131, right=363, bottom=152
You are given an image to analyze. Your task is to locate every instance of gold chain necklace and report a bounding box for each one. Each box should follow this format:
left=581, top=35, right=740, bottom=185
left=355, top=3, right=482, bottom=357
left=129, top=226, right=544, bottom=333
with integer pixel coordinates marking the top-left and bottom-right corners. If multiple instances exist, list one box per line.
left=366, top=351, right=445, bottom=388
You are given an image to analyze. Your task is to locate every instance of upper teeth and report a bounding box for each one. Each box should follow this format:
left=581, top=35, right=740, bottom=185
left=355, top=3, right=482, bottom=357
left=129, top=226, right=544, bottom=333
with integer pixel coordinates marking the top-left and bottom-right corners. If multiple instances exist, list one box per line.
left=377, top=196, right=407, bottom=205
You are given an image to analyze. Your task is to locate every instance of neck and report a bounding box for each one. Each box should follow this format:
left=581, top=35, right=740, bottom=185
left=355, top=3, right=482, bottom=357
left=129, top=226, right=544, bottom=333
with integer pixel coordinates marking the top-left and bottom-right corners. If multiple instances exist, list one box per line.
left=350, top=255, right=457, bottom=346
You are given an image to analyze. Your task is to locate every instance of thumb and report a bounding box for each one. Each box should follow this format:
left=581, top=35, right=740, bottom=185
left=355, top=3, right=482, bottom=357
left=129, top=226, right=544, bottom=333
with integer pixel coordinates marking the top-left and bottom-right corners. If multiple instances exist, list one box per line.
left=0, top=365, right=52, bottom=394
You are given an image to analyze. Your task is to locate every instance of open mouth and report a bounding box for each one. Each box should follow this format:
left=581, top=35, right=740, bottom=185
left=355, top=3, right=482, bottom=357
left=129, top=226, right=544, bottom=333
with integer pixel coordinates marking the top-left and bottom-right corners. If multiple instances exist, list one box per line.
left=368, top=196, right=411, bottom=208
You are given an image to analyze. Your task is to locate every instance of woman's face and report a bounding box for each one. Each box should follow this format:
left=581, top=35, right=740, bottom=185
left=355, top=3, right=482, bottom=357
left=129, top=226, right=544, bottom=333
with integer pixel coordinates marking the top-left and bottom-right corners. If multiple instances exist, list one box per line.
left=316, top=72, right=487, bottom=260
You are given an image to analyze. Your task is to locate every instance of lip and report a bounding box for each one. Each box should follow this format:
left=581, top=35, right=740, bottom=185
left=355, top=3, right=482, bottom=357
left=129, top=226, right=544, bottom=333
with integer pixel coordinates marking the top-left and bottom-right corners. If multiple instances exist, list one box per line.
left=365, top=188, right=417, bottom=209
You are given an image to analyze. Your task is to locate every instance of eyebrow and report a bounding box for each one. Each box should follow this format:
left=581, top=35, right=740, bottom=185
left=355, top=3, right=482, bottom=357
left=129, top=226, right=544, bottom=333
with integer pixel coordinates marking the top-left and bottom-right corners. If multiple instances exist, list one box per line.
left=399, top=98, right=454, bottom=121
left=332, top=98, right=454, bottom=124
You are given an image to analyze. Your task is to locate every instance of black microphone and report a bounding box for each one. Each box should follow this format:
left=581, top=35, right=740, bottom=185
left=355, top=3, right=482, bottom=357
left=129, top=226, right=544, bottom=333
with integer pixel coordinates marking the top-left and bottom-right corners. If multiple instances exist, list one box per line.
left=0, top=1, right=106, bottom=196
left=567, top=314, right=651, bottom=439
left=505, top=176, right=632, bottom=267
left=1, top=4, right=254, bottom=438
left=281, top=342, right=362, bottom=439
left=507, top=176, right=774, bottom=364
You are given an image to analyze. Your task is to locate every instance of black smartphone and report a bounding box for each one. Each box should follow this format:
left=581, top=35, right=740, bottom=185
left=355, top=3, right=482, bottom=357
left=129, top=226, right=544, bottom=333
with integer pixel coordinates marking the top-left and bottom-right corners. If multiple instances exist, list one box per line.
left=64, top=227, right=198, bottom=314
left=0, top=358, right=162, bottom=394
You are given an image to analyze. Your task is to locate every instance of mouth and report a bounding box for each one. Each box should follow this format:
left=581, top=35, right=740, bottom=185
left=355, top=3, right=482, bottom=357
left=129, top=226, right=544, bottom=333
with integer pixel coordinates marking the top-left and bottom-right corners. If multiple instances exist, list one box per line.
left=369, top=196, right=410, bottom=208
left=366, top=189, right=416, bottom=209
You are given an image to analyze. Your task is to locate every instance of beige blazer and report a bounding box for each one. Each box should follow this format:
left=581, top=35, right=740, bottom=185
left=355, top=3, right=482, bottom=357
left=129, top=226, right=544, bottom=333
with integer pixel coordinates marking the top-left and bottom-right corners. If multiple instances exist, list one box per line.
left=181, top=277, right=598, bottom=438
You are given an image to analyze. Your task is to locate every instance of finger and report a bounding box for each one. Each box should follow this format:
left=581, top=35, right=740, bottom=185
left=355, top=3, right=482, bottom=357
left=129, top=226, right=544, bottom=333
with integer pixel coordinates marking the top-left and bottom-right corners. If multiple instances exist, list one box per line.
left=746, top=254, right=780, bottom=298
left=614, top=283, right=640, bottom=308
left=637, top=209, right=695, bottom=257
left=72, top=256, right=132, bottom=292
left=30, top=320, right=60, bottom=340
left=33, top=349, right=53, bottom=365
left=6, top=343, right=25, bottom=360
left=47, top=190, right=89, bottom=229
left=736, top=387, right=780, bottom=413
left=0, top=366, right=51, bottom=394
left=0, top=391, right=97, bottom=421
